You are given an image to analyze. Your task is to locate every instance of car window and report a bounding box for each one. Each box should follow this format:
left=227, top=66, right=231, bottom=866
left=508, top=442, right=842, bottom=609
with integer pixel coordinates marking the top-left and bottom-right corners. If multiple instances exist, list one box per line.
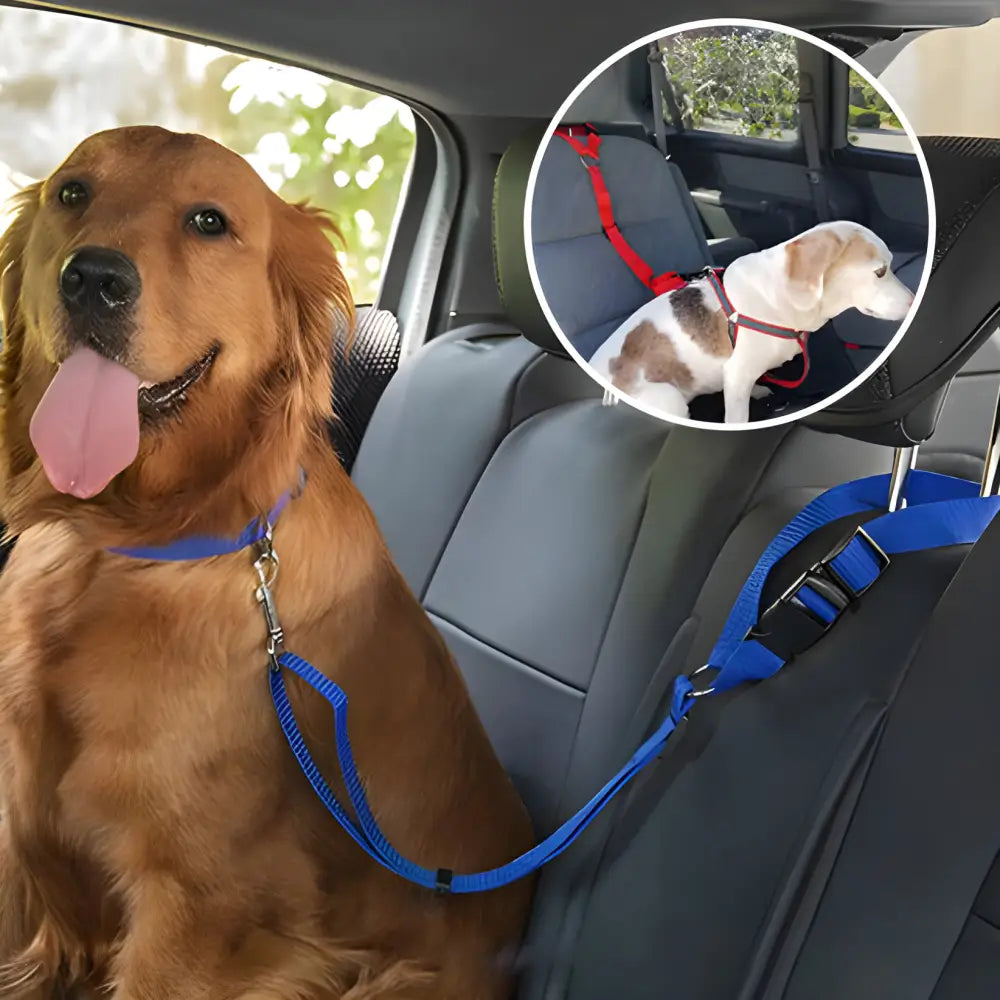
left=845, top=68, right=907, bottom=151
left=659, top=26, right=799, bottom=142
left=0, top=7, right=416, bottom=305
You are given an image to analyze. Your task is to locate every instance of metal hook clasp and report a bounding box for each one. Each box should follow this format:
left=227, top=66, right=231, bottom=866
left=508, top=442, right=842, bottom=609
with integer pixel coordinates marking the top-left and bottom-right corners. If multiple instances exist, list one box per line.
left=252, top=524, right=284, bottom=669
left=687, top=662, right=717, bottom=698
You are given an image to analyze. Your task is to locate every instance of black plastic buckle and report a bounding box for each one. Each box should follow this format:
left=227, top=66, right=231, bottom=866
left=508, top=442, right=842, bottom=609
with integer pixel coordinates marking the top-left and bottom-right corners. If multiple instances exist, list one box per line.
left=746, top=526, right=889, bottom=661
left=434, top=868, right=454, bottom=894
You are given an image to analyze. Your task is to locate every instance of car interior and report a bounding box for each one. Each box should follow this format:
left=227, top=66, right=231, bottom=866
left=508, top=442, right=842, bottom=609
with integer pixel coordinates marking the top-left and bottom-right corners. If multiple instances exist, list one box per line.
left=6, top=1, right=1000, bottom=998
left=530, top=34, right=929, bottom=421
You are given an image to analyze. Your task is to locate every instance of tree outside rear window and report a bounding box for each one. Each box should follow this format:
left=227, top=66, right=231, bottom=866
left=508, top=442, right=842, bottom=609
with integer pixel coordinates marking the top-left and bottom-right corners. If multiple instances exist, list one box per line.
left=659, top=28, right=799, bottom=140
left=847, top=68, right=906, bottom=150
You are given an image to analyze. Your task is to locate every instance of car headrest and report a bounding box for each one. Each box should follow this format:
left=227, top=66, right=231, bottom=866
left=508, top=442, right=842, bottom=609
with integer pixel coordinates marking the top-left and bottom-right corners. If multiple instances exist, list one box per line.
left=805, top=136, right=1000, bottom=446
left=561, top=49, right=649, bottom=129
left=493, top=124, right=567, bottom=355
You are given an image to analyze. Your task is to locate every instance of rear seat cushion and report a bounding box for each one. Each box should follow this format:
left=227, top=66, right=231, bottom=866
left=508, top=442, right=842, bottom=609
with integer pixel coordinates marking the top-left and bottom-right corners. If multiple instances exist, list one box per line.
left=531, top=133, right=713, bottom=360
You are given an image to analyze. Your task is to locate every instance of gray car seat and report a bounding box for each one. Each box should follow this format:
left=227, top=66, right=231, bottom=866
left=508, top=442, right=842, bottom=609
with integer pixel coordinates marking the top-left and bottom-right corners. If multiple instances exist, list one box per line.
left=513, top=136, right=1000, bottom=1000
left=531, top=130, right=712, bottom=361
left=352, top=126, right=894, bottom=843
left=351, top=130, right=999, bottom=999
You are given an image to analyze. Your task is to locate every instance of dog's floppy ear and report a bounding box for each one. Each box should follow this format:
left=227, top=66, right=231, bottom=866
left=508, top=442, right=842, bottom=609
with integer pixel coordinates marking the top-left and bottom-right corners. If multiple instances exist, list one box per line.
left=0, top=183, right=41, bottom=382
left=267, top=200, right=354, bottom=426
left=783, top=227, right=846, bottom=311
left=0, top=183, right=42, bottom=481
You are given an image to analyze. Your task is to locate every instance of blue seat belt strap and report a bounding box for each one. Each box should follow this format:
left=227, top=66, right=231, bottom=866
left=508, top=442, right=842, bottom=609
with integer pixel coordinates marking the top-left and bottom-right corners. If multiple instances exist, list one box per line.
left=269, top=470, right=998, bottom=893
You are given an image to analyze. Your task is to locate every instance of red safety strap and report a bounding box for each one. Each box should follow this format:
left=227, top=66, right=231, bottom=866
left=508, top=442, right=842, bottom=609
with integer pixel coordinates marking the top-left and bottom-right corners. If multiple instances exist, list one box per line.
left=555, top=125, right=686, bottom=297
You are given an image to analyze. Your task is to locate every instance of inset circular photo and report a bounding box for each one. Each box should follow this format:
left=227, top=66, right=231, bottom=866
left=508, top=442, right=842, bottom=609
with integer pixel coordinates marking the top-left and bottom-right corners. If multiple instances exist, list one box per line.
left=525, top=19, right=933, bottom=427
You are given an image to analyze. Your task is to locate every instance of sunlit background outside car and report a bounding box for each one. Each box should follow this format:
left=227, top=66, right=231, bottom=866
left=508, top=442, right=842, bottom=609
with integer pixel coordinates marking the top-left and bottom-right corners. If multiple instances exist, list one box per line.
left=0, top=7, right=416, bottom=304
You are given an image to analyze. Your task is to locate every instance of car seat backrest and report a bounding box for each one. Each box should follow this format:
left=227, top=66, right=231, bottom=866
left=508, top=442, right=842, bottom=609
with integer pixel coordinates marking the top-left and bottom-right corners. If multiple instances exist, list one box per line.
left=356, top=127, right=898, bottom=837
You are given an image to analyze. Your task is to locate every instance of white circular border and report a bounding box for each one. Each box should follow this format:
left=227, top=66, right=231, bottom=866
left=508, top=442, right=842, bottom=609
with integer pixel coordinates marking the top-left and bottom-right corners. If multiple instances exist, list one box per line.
left=523, top=17, right=937, bottom=431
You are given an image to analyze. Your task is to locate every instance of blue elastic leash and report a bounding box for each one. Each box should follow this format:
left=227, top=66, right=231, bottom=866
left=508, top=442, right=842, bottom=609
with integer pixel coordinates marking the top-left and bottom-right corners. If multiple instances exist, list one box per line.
left=110, top=469, right=1000, bottom=894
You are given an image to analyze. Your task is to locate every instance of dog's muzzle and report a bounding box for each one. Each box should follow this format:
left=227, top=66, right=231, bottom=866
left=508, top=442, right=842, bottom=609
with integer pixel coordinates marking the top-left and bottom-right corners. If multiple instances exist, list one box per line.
left=59, top=246, right=141, bottom=359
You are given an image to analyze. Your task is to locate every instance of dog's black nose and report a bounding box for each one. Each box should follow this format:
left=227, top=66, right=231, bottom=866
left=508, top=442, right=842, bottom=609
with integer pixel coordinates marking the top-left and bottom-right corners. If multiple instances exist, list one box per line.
left=59, top=247, right=141, bottom=315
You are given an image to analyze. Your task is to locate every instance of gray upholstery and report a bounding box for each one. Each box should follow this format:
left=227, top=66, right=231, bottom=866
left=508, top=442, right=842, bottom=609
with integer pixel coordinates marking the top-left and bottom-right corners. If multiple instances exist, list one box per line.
left=352, top=323, right=895, bottom=833
left=351, top=318, right=1000, bottom=997
left=708, top=235, right=759, bottom=268
left=530, top=133, right=712, bottom=360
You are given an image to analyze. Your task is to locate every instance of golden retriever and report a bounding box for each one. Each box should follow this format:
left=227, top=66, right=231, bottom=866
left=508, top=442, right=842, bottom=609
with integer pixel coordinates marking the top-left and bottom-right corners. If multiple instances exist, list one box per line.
left=0, top=126, right=534, bottom=999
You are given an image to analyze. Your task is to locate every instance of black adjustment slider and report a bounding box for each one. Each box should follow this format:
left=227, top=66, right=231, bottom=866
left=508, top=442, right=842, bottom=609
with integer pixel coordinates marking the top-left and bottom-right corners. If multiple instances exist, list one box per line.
left=434, top=868, right=454, bottom=894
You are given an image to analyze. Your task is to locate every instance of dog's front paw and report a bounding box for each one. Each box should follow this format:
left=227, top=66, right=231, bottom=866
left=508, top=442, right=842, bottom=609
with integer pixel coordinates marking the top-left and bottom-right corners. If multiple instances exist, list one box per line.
left=750, top=384, right=773, bottom=400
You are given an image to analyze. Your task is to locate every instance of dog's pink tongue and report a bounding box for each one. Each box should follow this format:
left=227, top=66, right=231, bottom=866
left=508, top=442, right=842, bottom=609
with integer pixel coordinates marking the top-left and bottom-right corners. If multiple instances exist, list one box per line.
left=29, top=346, right=141, bottom=499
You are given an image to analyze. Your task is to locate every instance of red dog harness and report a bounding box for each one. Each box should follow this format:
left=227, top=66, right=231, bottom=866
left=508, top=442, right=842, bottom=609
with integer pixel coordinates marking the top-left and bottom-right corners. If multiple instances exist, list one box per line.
left=554, top=124, right=811, bottom=390
left=701, top=268, right=810, bottom=390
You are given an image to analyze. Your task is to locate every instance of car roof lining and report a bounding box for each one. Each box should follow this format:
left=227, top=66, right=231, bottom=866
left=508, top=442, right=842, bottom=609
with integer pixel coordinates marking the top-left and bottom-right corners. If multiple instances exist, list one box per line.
left=6, top=1, right=1000, bottom=117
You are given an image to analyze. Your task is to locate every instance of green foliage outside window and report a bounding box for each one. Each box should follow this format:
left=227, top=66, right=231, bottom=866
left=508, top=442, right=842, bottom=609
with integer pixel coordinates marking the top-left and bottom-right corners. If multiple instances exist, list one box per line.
left=660, top=28, right=799, bottom=140
left=0, top=8, right=416, bottom=303
left=847, top=67, right=903, bottom=139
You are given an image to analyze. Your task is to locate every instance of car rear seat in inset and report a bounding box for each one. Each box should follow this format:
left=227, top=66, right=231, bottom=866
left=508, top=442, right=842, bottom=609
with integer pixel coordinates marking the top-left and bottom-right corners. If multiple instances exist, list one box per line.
left=531, top=126, right=713, bottom=361
left=529, top=54, right=930, bottom=411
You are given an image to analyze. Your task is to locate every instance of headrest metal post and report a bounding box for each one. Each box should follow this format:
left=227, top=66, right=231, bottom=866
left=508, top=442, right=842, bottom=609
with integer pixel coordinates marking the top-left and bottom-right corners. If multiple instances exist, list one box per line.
left=887, top=446, right=917, bottom=512
left=602, top=389, right=619, bottom=407
left=981, top=382, right=1000, bottom=497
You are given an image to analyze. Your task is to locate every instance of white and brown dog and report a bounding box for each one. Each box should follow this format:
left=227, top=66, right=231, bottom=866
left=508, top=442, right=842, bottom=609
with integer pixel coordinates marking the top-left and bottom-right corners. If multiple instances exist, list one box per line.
left=588, top=221, right=915, bottom=424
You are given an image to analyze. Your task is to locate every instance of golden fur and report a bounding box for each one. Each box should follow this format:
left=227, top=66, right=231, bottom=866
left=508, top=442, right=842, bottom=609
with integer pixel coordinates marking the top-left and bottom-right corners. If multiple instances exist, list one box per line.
left=0, top=126, right=533, bottom=999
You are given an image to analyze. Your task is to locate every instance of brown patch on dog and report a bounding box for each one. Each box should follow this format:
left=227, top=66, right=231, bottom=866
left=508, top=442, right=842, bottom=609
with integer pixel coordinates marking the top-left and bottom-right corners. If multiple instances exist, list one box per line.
left=784, top=228, right=847, bottom=307
left=669, top=284, right=731, bottom=357
left=0, top=126, right=534, bottom=998
left=609, top=320, right=694, bottom=393
left=833, top=231, right=882, bottom=270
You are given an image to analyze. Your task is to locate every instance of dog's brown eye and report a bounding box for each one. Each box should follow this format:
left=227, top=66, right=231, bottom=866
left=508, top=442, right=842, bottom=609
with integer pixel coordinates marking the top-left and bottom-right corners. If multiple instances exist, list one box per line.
left=875, top=265, right=888, bottom=278
left=58, top=181, right=89, bottom=209
left=189, top=209, right=228, bottom=238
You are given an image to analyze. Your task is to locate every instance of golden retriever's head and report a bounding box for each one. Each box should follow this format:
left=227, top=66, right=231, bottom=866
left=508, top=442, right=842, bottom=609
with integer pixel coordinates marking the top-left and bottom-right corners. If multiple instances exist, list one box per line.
left=0, top=126, right=352, bottom=538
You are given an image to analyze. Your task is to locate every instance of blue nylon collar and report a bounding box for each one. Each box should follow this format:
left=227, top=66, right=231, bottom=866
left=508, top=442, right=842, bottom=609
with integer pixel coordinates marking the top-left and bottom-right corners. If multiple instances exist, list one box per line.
left=107, top=468, right=305, bottom=562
